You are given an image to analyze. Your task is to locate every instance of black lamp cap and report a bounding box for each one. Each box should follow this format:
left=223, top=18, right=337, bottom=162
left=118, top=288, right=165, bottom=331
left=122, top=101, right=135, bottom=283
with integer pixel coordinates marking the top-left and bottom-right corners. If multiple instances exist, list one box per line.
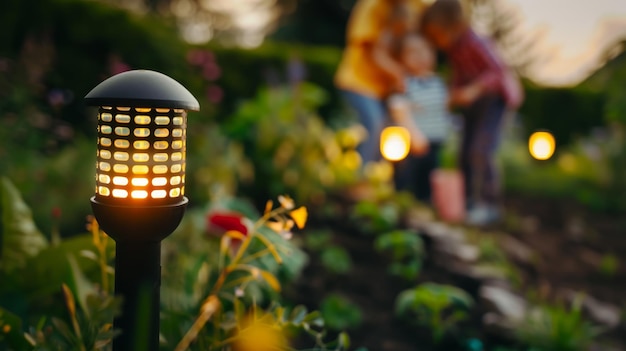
left=85, top=70, right=200, bottom=111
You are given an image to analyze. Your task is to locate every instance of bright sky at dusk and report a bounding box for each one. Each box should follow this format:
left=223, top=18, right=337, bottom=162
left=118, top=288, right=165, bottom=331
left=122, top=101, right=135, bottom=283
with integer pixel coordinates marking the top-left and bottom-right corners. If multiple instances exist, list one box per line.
left=507, top=0, right=626, bottom=86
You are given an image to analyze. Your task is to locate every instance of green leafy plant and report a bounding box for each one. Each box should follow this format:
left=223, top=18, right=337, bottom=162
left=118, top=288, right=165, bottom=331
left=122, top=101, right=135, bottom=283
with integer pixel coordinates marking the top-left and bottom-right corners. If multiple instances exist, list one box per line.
left=374, top=230, right=425, bottom=280
left=395, top=283, right=474, bottom=343
left=224, top=83, right=360, bottom=204
left=303, top=229, right=333, bottom=252
left=0, top=188, right=346, bottom=350
left=0, top=216, right=119, bottom=351
left=515, top=297, right=602, bottom=351
left=598, top=253, right=619, bottom=277
left=320, top=246, right=353, bottom=275
left=319, top=295, right=363, bottom=331
left=351, top=200, right=400, bottom=234
left=162, top=196, right=347, bottom=351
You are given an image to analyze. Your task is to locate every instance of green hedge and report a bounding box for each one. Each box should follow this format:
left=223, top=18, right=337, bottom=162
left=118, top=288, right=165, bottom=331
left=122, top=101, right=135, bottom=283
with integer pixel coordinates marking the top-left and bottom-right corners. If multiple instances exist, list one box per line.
left=0, top=0, right=205, bottom=133
left=207, top=42, right=343, bottom=120
left=519, top=86, right=606, bottom=145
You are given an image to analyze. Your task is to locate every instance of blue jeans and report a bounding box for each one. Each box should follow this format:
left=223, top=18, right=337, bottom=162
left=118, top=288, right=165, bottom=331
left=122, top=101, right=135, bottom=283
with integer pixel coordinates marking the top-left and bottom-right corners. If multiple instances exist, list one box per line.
left=341, top=90, right=386, bottom=165
left=460, top=95, right=506, bottom=206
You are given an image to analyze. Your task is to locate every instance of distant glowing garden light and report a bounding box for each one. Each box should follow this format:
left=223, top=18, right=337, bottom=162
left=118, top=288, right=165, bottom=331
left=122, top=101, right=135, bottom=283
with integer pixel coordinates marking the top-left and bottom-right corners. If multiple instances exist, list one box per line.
left=85, top=70, right=199, bottom=351
left=380, top=126, right=411, bottom=162
left=529, top=131, right=556, bottom=160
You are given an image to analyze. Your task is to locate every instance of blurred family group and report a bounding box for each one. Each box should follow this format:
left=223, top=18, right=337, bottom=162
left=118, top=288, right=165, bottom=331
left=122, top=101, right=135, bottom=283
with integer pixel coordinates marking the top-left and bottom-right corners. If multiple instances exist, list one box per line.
left=335, top=0, right=523, bottom=225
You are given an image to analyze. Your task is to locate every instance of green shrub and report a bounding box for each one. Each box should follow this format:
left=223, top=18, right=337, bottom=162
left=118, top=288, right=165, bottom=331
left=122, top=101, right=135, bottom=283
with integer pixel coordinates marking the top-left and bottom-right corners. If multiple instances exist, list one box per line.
left=223, top=82, right=360, bottom=205
left=374, top=230, right=425, bottom=280
left=515, top=297, right=602, bottom=351
left=320, top=294, right=363, bottom=331
left=519, top=86, right=606, bottom=146
left=395, top=283, right=474, bottom=343
left=320, top=246, right=353, bottom=275
left=207, top=42, right=343, bottom=119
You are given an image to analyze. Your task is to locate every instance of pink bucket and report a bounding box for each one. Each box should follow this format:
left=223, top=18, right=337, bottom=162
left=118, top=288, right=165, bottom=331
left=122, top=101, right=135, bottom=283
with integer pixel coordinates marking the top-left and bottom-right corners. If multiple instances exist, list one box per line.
left=430, top=169, right=466, bottom=223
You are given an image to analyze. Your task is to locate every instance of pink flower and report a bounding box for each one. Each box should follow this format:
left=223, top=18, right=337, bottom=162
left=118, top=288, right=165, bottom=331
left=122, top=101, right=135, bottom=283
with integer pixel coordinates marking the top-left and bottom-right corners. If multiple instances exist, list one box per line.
left=108, top=54, right=130, bottom=75
left=187, top=49, right=215, bottom=66
left=187, top=49, right=205, bottom=66
left=202, top=62, right=221, bottom=81
left=206, top=85, right=223, bottom=104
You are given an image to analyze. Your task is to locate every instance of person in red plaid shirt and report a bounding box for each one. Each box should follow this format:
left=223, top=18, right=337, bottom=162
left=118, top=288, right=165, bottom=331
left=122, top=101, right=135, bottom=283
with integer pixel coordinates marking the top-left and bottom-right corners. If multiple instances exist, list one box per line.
left=421, top=0, right=523, bottom=225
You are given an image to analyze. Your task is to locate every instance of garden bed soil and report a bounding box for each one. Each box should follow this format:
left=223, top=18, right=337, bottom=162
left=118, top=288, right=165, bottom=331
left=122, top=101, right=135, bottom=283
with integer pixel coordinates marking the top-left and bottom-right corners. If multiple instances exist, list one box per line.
left=287, top=193, right=626, bottom=350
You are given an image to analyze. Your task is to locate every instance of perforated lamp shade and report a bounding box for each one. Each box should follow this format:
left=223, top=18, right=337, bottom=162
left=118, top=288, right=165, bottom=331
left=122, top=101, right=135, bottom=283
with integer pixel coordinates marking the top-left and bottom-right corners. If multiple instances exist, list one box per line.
left=86, top=70, right=199, bottom=208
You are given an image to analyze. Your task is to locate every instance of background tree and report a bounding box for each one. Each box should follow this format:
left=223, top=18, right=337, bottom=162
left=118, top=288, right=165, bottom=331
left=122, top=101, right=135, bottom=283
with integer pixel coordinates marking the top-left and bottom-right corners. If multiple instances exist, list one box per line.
left=466, top=0, right=545, bottom=76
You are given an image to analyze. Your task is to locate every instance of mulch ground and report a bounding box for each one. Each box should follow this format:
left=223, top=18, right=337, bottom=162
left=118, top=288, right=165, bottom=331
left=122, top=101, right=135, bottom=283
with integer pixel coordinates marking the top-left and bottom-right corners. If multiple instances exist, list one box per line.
left=288, top=192, right=626, bottom=350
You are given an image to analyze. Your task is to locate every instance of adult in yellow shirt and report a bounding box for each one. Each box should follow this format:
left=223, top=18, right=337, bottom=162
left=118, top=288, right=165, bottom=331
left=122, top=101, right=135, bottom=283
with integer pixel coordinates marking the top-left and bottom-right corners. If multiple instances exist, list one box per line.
left=336, top=0, right=423, bottom=164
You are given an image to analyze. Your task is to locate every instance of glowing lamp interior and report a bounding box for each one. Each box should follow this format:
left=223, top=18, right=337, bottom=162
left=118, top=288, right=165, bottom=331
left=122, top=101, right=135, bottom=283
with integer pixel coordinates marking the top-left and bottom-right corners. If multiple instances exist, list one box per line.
left=529, top=131, right=555, bottom=161
left=380, top=126, right=411, bottom=162
left=95, top=106, right=187, bottom=203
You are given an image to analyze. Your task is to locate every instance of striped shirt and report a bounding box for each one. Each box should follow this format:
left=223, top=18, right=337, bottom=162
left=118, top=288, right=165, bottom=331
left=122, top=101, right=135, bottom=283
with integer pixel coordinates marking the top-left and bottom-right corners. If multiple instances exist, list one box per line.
left=404, top=75, right=450, bottom=142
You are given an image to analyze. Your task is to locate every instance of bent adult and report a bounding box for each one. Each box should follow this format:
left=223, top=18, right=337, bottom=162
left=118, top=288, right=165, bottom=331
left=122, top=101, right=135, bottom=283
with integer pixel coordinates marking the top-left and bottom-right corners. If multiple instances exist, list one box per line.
left=335, top=0, right=423, bottom=165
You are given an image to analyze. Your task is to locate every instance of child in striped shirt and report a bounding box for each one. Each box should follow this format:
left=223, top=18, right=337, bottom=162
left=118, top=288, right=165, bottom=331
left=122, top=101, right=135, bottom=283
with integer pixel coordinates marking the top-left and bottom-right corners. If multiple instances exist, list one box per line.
left=390, top=33, right=450, bottom=202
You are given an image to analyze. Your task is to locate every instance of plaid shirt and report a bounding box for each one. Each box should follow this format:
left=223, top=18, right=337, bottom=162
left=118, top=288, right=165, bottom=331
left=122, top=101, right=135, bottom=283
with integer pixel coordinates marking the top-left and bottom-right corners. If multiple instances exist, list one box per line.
left=447, top=29, right=523, bottom=108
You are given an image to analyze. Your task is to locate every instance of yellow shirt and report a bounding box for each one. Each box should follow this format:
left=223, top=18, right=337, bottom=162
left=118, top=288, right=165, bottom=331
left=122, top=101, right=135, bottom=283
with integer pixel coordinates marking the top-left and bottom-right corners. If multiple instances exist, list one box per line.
left=335, top=0, right=422, bottom=98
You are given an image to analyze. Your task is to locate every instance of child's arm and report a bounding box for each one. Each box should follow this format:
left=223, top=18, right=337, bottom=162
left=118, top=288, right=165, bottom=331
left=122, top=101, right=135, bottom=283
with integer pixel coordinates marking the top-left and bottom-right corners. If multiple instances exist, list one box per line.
left=389, top=94, right=429, bottom=155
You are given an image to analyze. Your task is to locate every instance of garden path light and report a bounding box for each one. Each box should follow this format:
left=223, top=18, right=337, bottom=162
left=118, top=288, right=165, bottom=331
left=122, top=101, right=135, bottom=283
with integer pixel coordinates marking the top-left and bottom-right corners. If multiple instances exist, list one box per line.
left=529, top=131, right=556, bottom=161
left=85, top=70, right=199, bottom=351
left=381, top=126, right=411, bottom=162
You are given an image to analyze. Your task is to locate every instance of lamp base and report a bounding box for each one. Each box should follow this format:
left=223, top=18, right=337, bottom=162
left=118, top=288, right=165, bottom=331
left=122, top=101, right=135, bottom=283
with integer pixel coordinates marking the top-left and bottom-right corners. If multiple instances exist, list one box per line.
left=90, top=197, right=188, bottom=351
left=90, top=197, right=188, bottom=242
left=112, top=240, right=161, bottom=351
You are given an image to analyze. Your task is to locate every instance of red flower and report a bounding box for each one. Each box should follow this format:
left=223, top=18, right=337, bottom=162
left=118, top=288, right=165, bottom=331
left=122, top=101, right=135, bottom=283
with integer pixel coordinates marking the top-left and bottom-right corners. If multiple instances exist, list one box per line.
left=206, top=212, right=248, bottom=236
left=51, top=207, right=62, bottom=219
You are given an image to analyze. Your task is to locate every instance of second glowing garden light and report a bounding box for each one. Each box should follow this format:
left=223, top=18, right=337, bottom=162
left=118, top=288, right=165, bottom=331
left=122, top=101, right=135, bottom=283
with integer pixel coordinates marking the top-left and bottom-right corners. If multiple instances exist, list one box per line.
left=85, top=70, right=199, bottom=351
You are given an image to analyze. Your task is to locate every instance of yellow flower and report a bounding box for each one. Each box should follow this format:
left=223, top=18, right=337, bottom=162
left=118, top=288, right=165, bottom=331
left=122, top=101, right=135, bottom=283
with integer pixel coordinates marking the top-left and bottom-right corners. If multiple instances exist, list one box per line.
left=277, top=195, right=295, bottom=210
left=233, top=314, right=288, bottom=351
left=2, top=324, right=11, bottom=333
left=289, top=206, right=308, bottom=229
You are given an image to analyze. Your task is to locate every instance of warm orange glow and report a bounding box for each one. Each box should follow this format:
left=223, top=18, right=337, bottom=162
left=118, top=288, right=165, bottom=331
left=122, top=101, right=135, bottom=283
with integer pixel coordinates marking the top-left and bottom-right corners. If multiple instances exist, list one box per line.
left=98, top=186, right=110, bottom=196
left=133, top=153, right=150, bottom=162
left=152, top=190, right=167, bottom=198
left=380, top=126, right=410, bottom=162
left=170, top=176, right=181, bottom=185
left=98, top=174, right=111, bottom=184
left=134, top=115, right=151, bottom=124
left=113, top=176, right=129, bottom=186
left=529, top=131, right=556, bottom=160
left=112, top=189, right=128, bottom=198
left=131, top=190, right=148, bottom=199
left=132, top=165, right=149, bottom=174
left=152, top=177, right=168, bottom=186
left=95, top=105, right=189, bottom=202
left=154, top=153, right=168, bottom=162
left=132, top=178, right=149, bottom=186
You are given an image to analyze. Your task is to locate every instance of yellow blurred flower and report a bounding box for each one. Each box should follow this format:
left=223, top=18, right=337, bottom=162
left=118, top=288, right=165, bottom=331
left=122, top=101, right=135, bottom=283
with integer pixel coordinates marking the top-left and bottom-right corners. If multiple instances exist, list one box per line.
left=233, top=315, right=288, bottom=351
left=278, top=195, right=295, bottom=210
left=289, top=206, right=308, bottom=229
left=341, top=150, right=362, bottom=171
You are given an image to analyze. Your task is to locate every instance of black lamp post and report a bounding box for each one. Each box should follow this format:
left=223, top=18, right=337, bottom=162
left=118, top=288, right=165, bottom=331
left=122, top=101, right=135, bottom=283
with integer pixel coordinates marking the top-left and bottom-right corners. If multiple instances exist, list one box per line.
left=85, top=70, right=199, bottom=351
